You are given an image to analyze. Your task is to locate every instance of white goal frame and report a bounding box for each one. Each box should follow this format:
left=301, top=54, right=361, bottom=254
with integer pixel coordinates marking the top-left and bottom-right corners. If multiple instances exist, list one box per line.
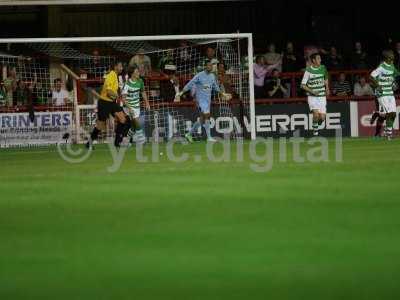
left=0, top=33, right=256, bottom=140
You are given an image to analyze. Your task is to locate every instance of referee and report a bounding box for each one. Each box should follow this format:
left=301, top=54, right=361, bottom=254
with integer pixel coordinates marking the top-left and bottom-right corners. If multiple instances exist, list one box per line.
left=87, top=61, right=131, bottom=148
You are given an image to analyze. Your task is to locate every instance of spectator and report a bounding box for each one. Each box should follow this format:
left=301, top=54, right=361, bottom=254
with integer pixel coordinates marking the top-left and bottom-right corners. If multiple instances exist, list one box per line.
left=15, top=80, right=29, bottom=106
left=253, top=55, right=276, bottom=98
left=354, top=76, right=374, bottom=96
left=241, top=55, right=254, bottom=73
left=51, top=78, right=70, bottom=106
left=78, top=49, right=102, bottom=79
left=264, top=43, right=282, bottom=71
left=282, top=42, right=300, bottom=72
left=157, top=64, right=178, bottom=139
left=265, top=69, right=287, bottom=98
left=217, top=62, right=235, bottom=96
left=158, top=49, right=175, bottom=72
left=176, top=40, right=198, bottom=73
left=159, top=64, right=180, bottom=102
left=394, top=41, right=400, bottom=71
left=351, top=41, right=369, bottom=70
left=92, top=49, right=101, bottom=66
left=325, top=46, right=344, bottom=70
left=33, top=81, right=50, bottom=105
left=332, top=72, right=352, bottom=96
left=90, top=49, right=109, bottom=78
left=282, top=42, right=300, bottom=98
left=197, top=46, right=219, bottom=73
left=178, top=40, right=190, bottom=61
left=3, top=66, right=17, bottom=107
left=0, top=82, right=6, bottom=106
left=129, top=48, right=152, bottom=77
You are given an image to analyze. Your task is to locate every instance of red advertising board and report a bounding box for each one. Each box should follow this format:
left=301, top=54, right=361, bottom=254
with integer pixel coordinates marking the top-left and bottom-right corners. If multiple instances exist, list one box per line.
left=355, top=100, right=400, bottom=137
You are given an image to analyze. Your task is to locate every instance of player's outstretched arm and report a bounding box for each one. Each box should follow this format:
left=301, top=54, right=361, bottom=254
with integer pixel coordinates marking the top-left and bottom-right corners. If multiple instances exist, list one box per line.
left=175, top=74, right=199, bottom=100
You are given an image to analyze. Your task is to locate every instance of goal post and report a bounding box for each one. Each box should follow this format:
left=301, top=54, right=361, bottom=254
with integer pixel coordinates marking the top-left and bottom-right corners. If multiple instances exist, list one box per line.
left=247, top=35, right=256, bottom=140
left=0, top=33, right=256, bottom=147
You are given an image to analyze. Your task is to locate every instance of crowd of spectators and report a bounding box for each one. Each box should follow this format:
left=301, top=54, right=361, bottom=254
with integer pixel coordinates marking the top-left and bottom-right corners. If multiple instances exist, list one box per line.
left=253, top=40, right=400, bottom=99
left=0, top=67, right=71, bottom=109
left=2, top=39, right=400, bottom=108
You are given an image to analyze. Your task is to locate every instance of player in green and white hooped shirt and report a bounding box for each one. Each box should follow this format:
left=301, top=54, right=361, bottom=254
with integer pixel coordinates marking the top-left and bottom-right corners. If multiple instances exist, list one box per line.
left=301, top=53, right=330, bottom=136
left=370, top=50, right=400, bottom=140
left=121, top=65, right=150, bottom=144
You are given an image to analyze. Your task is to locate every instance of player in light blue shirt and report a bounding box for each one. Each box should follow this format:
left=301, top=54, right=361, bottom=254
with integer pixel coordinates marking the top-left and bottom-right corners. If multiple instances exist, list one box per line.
left=176, top=60, right=231, bottom=142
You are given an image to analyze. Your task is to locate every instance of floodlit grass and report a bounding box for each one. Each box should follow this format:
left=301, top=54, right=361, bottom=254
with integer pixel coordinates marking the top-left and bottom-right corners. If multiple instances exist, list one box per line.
left=1, top=138, right=400, bottom=299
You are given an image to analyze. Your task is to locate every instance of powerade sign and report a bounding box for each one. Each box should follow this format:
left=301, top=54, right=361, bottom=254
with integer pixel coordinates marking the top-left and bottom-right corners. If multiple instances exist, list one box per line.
left=0, top=112, right=72, bottom=148
left=253, top=103, right=351, bottom=137
left=151, top=102, right=351, bottom=138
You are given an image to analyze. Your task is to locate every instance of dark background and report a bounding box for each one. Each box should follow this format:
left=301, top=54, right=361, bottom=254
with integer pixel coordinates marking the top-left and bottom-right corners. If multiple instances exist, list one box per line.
left=0, top=0, right=398, bottom=56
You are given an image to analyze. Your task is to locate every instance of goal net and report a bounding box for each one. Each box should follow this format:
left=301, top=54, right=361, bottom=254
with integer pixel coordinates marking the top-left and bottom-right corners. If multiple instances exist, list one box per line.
left=0, top=34, right=255, bottom=148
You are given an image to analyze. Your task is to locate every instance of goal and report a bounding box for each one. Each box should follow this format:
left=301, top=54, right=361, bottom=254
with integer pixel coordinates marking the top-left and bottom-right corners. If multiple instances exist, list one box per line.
left=0, top=33, right=255, bottom=148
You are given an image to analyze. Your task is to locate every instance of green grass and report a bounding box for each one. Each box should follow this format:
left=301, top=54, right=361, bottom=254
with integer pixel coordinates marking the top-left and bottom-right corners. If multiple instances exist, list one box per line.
left=1, top=138, right=400, bottom=300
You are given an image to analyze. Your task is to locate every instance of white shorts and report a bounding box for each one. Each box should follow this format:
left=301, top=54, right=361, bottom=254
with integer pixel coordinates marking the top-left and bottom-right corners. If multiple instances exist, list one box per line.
left=308, top=96, right=327, bottom=114
left=124, top=106, right=140, bottom=119
left=378, top=96, right=397, bottom=113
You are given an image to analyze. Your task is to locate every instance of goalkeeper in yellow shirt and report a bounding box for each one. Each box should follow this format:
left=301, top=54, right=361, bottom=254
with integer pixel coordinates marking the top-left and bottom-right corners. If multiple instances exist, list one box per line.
left=86, top=61, right=131, bottom=148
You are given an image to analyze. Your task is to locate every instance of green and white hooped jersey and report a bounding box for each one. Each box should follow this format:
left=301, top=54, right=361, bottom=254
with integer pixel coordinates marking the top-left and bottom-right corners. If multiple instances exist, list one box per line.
left=371, top=62, right=400, bottom=97
left=301, top=65, right=328, bottom=97
left=122, top=78, right=144, bottom=109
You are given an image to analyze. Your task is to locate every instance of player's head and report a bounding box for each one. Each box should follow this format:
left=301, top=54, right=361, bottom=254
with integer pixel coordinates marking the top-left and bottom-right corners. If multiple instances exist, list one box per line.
left=128, top=65, right=140, bottom=79
left=114, top=61, right=124, bottom=74
left=309, top=53, right=321, bottom=67
left=382, top=49, right=395, bottom=64
left=204, top=60, right=213, bottom=73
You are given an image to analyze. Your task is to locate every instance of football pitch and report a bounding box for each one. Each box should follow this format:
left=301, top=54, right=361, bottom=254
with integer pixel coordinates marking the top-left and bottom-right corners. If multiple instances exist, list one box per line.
left=1, top=138, right=400, bottom=299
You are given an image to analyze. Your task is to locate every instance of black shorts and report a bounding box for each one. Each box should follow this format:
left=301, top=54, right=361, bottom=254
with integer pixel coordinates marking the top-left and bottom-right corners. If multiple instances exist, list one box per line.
left=97, top=99, right=123, bottom=121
